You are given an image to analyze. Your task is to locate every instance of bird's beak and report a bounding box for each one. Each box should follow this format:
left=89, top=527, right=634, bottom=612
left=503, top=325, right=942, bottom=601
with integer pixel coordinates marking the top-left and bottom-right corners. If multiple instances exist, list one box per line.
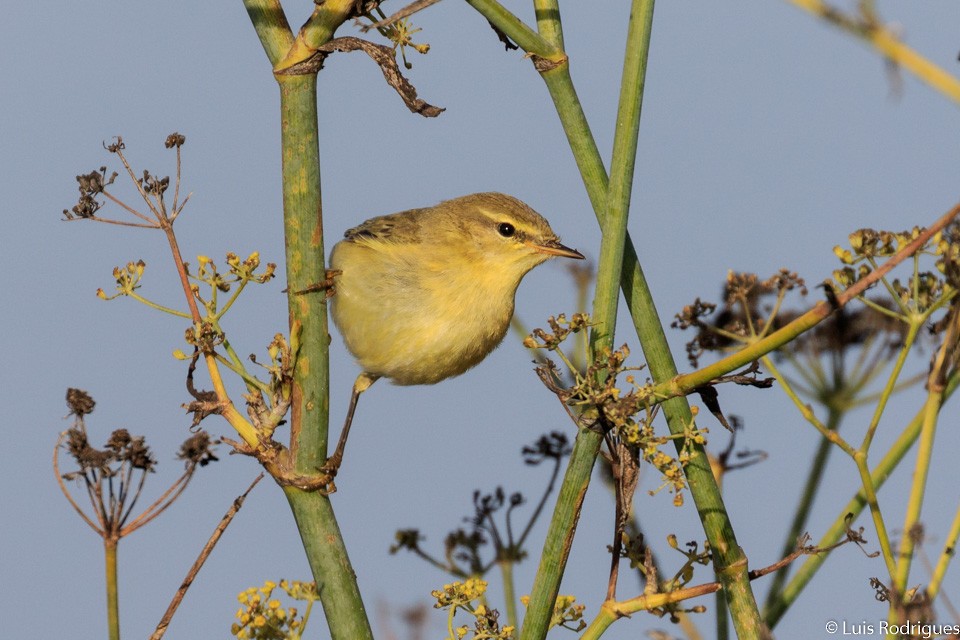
left=529, top=239, right=585, bottom=260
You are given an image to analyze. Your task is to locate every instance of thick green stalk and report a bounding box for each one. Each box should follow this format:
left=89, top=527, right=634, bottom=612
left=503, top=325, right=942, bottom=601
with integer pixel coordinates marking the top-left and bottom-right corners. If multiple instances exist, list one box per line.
left=277, top=74, right=331, bottom=470
left=284, top=488, right=372, bottom=638
left=242, top=3, right=372, bottom=637
left=277, top=72, right=371, bottom=640
left=104, top=538, right=120, bottom=640
left=764, top=372, right=960, bottom=627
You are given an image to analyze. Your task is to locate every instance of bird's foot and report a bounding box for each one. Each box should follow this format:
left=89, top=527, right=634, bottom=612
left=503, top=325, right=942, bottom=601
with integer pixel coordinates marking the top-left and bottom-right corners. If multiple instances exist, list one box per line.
left=287, top=269, right=342, bottom=298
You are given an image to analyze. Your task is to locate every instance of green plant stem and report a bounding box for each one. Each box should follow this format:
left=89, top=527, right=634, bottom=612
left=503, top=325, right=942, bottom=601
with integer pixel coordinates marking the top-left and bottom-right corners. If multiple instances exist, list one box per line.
left=284, top=488, right=373, bottom=639
left=532, top=0, right=564, bottom=48
left=518, top=0, right=660, bottom=636
left=582, top=582, right=723, bottom=640
left=471, top=0, right=766, bottom=635
left=464, top=0, right=559, bottom=58
left=860, top=321, right=922, bottom=451
left=928, top=498, right=960, bottom=598
left=242, top=0, right=294, bottom=65
left=588, top=0, right=649, bottom=355
left=852, top=451, right=897, bottom=579
left=893, top=391, right=942, bottom=593
left=764, top=406, right=841, bottom=608
left=104, top=537, right=120, bottom=640
left=277, top=74, right=331, bottom=470
left=276, top=61, right=373, bottom=640
left=518, top=425, right=603, bottom=640
left=715, top=573, right=729, bottom=640
left=609, top=7, right=763, bottom=627
left=242, top=4, right=372, bottom=638
left=764, top=371, right=960, bottom=627
left=499, top=560, right=519, bottom=629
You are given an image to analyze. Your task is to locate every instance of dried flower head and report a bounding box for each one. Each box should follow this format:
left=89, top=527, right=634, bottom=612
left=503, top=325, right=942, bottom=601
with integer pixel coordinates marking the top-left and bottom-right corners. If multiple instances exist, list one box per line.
left=66, top=388, right=96, bottom=417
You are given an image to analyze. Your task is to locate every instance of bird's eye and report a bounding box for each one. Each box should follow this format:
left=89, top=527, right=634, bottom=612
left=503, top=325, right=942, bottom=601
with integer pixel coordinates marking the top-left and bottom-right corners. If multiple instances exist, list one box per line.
left=498, top=222, right=516, bottom=238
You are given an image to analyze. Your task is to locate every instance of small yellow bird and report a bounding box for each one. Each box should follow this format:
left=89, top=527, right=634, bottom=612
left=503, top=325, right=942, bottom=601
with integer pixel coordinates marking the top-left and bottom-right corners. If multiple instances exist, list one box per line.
left=324, top=192, right=584, bottom=474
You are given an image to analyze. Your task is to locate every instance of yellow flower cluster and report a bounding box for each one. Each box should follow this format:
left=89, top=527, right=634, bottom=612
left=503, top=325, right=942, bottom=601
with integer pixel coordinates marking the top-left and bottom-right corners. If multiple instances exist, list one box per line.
left=231, top=580, right=316, bottom=640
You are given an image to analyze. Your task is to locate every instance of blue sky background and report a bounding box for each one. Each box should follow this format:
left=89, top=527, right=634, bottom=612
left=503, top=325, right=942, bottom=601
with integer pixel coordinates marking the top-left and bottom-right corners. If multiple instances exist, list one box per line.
left=3, top=1, right=960, bottom=638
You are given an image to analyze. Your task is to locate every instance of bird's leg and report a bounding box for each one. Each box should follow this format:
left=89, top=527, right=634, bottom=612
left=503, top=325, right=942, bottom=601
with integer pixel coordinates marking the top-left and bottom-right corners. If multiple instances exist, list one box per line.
left=322, top=372, right=379, bottom=476
left=287, top=269, right=342, bottom=297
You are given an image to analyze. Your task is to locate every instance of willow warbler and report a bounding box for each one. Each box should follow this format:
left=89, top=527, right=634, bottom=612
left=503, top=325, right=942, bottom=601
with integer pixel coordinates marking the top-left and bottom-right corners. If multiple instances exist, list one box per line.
left=324, top=192, right=584, bottom=474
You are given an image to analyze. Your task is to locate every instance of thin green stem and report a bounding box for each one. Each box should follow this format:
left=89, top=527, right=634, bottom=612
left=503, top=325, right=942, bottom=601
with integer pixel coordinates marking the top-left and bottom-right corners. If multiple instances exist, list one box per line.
left=715, top=563, right=729, bottom=640
left=125, top=291, right=191, bottom=318
left=473, top=0, right=766, bottom=633
left=499, top=560, right=519, bottom=629
left=860, top=321, right=921, bottom=451
left=104, top=537, right=120, bottom=640
left=893, top=391, right=942, bottom=591
left=215, top=278, right=249, bottom=320
left=927, top=497, right=960, bottom=598
left=518, top=0, right=661, bottom=636
left=763, top=404, right=842, bottom=616
left=763, top=355, right=855, bottom=456
left=277, top=73, right=330, bottom=470
left=764, top=371, right=960, bottom=627
left=588, top=0, right=650, bottom=355
left=276, top=68, right=373, bottom=640
left=464, top=0, right=559, bottom=58
left=852, top=451, right=897, bottom=578
left=212, top=352, right=271, bottom=394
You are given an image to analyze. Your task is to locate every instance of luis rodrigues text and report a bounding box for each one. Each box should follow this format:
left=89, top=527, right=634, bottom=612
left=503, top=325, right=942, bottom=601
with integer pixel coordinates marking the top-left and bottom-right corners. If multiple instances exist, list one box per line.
left=831, top=620, right=960, bottom=637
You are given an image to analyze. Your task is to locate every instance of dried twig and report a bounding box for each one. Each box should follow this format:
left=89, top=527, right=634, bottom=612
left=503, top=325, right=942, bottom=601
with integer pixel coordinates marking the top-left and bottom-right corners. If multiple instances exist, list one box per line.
left=150, top=474, right=264, bottom=640
left=276, top=36, right=444, bottom=117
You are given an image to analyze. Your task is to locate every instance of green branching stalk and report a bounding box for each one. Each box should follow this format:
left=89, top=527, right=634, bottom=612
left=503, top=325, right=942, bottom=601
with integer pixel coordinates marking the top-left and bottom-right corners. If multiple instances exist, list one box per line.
left=468, top=0, right=771, bottom=635
left=243, top=4, right=372, bottom=638
left=283, top=488, right=372, bottom=639
left=465, top=0, right=560, bottom=59
left=892, top=307, right=960, bottom=597
left=242, top=0, right=295, bottom=66
left=763, top=356, right=856, bottom=455
left=764, top=371, right=960, bottom=627
left=516, top=1, right=663, bottom=637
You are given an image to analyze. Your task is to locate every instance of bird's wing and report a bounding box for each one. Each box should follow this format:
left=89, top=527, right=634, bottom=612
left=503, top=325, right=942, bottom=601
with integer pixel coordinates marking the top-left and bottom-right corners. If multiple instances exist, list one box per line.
left=343, top=208, right=426, bottom=244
